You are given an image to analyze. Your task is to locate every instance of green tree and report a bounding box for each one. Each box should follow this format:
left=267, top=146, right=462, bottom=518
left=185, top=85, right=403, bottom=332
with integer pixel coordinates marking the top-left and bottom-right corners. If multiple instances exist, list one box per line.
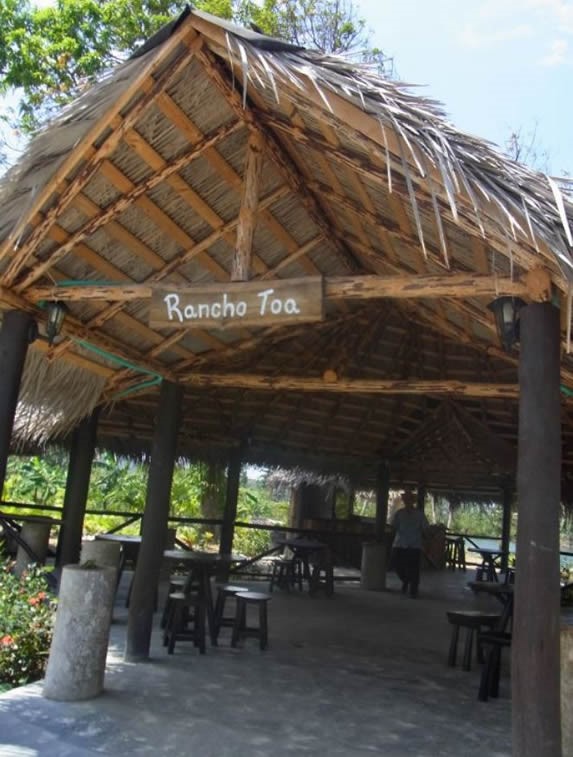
left=0, top=0, right=388, bottom=155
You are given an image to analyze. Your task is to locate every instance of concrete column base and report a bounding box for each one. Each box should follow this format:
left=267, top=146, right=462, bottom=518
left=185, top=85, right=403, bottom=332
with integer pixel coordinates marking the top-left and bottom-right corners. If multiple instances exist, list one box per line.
left=14, top=520, right=52, bottom=577
left=361, top=542, right=387, bottom=591
left=43, top=565, right=116, bottom=701
left=80, top=540, right=121, bottom=573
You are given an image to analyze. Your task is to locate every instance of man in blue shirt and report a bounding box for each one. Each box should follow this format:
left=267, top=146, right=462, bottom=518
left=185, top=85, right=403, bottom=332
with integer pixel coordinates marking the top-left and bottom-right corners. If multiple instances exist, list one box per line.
left=392, top=489, right=429, bottom=598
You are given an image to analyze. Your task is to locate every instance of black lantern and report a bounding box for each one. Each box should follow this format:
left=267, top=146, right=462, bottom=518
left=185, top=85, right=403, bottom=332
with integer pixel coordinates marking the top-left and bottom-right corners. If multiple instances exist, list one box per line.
left=488, top=296, right=526, bottom=352
left=45, top=301, right=68, bottom=345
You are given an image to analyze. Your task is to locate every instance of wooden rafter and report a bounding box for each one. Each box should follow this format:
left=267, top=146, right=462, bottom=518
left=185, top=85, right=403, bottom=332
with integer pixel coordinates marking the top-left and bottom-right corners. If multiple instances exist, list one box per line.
left=257, top=112, right=567, bottom=290
left=153, top=91, right=323, bottom=281
left=196, top=46, right=361, bottom=275
left=13, top=119, right=243, bottom=292
left=0, top=24, right=203, bottom=274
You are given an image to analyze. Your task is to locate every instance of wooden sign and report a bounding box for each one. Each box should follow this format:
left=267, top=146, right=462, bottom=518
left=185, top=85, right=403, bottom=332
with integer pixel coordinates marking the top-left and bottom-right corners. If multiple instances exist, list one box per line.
left=149, top=277, right=324, bottom=330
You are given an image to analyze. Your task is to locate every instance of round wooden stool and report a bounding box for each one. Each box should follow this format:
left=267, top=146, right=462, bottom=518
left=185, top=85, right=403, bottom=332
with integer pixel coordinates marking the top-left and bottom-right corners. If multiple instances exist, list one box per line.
left=231, top=591, right=271, bottom=650
left=213, top=584, right=249, bottom=643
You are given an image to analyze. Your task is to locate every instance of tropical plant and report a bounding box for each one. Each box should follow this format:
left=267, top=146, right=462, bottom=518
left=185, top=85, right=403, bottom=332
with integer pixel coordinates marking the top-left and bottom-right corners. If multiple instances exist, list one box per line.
left=0, top=559, right=56, bottom=688
left=0, top=0, right=390, bottom=162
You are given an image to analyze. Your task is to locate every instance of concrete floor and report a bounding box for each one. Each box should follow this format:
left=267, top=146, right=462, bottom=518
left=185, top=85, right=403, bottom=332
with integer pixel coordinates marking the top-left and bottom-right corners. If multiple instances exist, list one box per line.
left=0, top=569, right=511, bottom=757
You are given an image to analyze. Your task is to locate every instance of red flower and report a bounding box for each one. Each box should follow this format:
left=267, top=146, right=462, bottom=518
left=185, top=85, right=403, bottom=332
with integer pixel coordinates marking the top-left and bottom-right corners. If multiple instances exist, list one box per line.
left=0, top=635, right=14, bottom=646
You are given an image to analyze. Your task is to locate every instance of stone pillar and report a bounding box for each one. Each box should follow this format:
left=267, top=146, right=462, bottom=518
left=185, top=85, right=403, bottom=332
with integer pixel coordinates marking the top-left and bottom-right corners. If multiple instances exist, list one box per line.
left=43, top=565, right=116, bottom=700
left=80, top=539, right=121, bottom=573
left=0, top=310, right=35, bottom=497
left=360, top=542, right=387, bottom=590
left=14, top=519, right=52, bottom=576
left=512, top=303, right=561, bottom=757
left=125, top=381, right=182, bottom=662
left=57, top=408, right=100, bottom=567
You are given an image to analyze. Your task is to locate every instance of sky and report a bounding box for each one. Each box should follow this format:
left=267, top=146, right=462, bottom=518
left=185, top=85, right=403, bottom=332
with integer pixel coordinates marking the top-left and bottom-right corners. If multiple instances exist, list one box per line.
left=2, top=0, right=572, bottom=177
left=355, top=0, right=573, bottom=176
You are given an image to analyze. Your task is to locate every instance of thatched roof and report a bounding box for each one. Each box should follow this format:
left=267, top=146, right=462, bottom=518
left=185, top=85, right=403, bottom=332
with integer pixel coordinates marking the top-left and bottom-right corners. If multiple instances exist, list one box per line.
left=1, top=7, right=573, bottom=495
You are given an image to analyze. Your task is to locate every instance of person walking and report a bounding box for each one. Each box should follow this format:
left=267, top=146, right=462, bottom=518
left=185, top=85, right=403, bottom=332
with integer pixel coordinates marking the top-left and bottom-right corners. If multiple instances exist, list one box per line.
left=392, top=489, right=429, bottom=598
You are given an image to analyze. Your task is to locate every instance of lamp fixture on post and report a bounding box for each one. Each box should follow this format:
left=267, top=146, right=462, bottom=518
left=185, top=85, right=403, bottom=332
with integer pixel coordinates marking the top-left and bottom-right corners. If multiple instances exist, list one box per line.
left=488, top=296, right=526, bottom=352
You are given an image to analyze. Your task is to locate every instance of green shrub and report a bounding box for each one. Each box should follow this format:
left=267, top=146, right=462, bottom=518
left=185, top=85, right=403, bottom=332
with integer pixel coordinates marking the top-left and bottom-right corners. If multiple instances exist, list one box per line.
left=233, top=526, right=272, bottom=558
left=0, top=560, right=56, bottom=688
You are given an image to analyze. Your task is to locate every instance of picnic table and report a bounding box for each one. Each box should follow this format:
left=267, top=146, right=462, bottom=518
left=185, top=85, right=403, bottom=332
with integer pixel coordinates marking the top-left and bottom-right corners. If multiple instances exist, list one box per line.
left=468, top=547, right=509, bottom=582
left=163, top=549, right=242, bottom=645
left=274, top=537, right=334, bottom=595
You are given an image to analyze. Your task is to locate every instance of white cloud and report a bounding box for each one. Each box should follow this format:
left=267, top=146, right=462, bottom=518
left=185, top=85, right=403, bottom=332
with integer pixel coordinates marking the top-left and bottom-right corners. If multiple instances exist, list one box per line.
left=460, top=23, right=533, bottom=49
left=541, top=38, right=571, bottom=65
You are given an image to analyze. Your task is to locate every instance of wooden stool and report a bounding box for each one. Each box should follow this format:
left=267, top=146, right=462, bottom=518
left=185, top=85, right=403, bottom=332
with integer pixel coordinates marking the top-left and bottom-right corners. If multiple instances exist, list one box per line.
left=446, top=610, right=501, bottom=670
left=162, top=590, right=206, bottom=655
left=160, top=574, right=187, bottom=629
left=231, top=591, right=271, bottom=650
left=213, top=584, right=249, bottom=642
left=269, top=556, right=303, bottom=592
left=309, top=549, right=334, bottom=597
left=478, top=631, right=512, bottom=701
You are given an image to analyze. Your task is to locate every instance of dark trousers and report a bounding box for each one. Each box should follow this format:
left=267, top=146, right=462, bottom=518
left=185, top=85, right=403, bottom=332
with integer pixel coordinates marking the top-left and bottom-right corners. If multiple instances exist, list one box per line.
left=394, top=547, right=421, bottom=594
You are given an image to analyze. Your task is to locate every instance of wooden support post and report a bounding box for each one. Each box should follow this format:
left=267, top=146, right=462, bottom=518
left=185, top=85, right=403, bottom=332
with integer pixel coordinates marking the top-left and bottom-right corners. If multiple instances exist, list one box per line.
left=231, top=133, right=263, bottom=282
left=56, top=408, right=100, bottom=566
left=416, top=485, right=426, bottom=513
left=375, top=461, right=390, bottom=543
left=500, top=482, right=513, bottom=573
left=513, top=303, right=561, bottom=757
left=0, top=310, right=35, bottom=496
left=219, top=447, right=242, bottom=557
left=125, top=380, right=182, bottom=662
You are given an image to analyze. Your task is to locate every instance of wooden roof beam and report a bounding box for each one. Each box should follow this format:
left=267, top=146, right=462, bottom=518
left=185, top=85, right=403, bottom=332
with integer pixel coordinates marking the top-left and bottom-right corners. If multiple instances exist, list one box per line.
left=182, top=372, right=520, bottom=399
left=232, top=132, right=264, bottom=281
left=27, top=272, right=530, bottom=304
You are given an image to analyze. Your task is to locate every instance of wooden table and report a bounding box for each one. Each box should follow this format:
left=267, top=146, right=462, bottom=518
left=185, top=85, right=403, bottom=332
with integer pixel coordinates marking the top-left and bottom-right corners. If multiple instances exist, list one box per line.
left=468, top=547, right=509, bottom=582
left=163, top=550, right=240, bottom=645
left=275, top=538, right=333, bottom=595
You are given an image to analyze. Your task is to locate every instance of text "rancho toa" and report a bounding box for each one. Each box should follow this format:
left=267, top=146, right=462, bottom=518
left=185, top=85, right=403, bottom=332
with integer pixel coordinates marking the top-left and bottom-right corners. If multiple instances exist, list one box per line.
left=164, top=288, right=301, bottom=321
left=149, top=278, right=324, bottom=330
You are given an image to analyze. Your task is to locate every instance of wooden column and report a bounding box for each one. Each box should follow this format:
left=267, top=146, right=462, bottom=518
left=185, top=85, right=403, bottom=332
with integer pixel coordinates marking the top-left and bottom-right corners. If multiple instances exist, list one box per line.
left=231, top=133, right=263, bottom=282
left=125, top=380, right=182, bottom=662
left=375, top=461, right=390, bottom=542
left=416, top=485, right=426, bottom=513
left=219, top=447, right=242, bottom=557
left=57, top=408, right=100, bottom=566
left=0, top=310, right=35, bottom=496
left=513, top=303, right=561, bottom=757
left=500, top=482, right=513, bottom=572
